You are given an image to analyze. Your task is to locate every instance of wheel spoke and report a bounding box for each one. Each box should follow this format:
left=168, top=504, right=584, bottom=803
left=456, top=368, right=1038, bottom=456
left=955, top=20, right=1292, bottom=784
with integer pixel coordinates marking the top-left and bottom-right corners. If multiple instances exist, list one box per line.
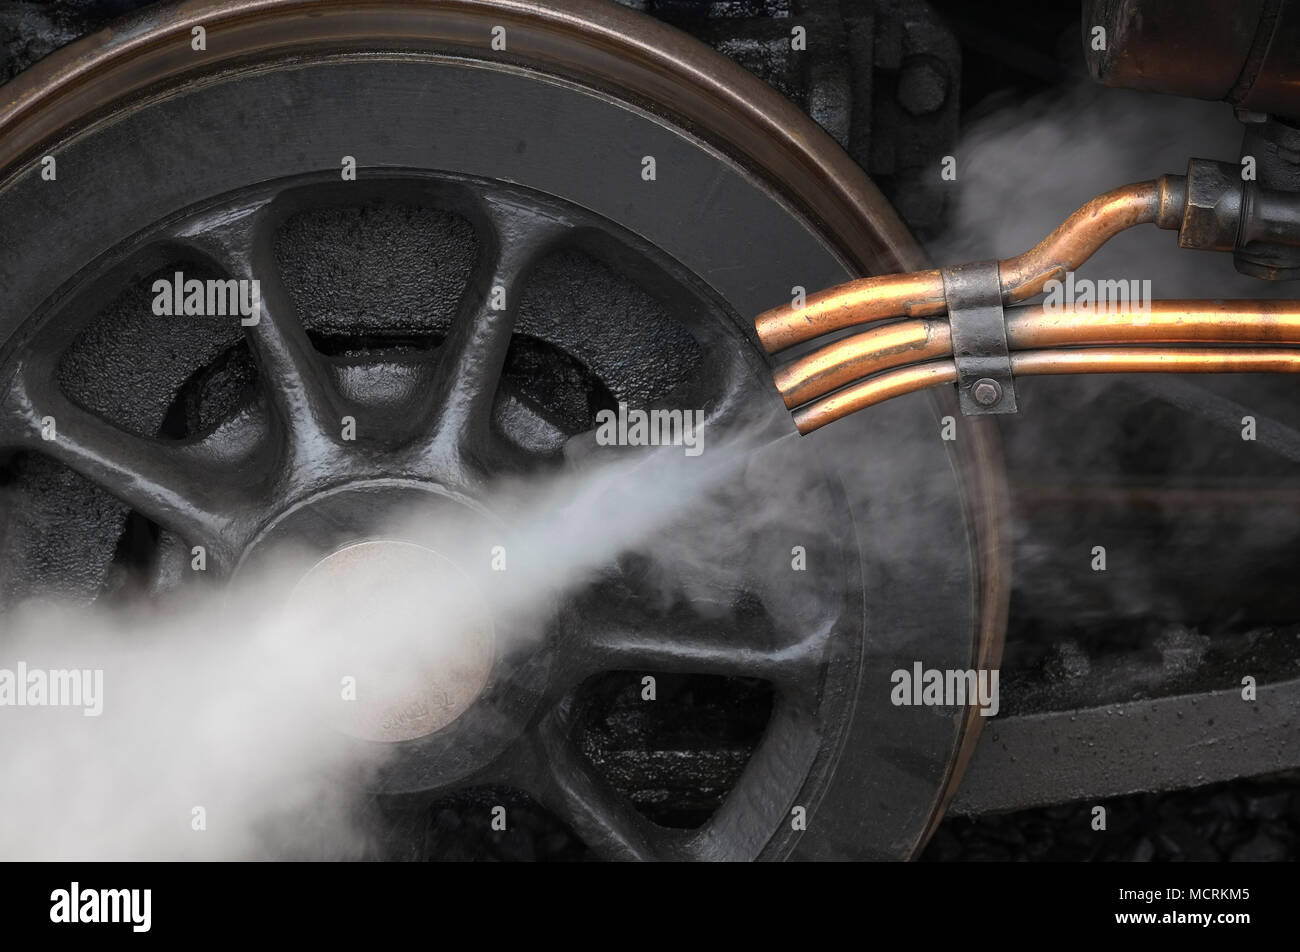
left=562, top=345, right=788, bottom=469
left=554, top=590, right=828, bottom=699
left=242, top=251, right=341, bottom=461
left=0, top=363, right=233, bottom=548
left=417, top=196, right=569, bottom=473
left=172, top=202, right=340, bottom=466
left=692, top=347, right=789, bottom=437
left=520, top=705, right=672, bottom=861
left=681, top=696, right=821, bottom=861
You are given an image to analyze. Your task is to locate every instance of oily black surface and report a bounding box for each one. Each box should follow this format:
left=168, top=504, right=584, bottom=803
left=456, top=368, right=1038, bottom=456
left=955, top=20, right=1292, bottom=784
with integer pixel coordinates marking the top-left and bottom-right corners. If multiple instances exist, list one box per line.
left=925, top=771, right=1300, bottom=862
left=8, top=0, right=1298, bottom=860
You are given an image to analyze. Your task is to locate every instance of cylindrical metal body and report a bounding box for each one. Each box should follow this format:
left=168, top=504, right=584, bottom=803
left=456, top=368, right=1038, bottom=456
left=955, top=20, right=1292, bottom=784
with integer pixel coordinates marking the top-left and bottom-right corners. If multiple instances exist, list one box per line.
left=1083, top=0, right=1300, bottom=118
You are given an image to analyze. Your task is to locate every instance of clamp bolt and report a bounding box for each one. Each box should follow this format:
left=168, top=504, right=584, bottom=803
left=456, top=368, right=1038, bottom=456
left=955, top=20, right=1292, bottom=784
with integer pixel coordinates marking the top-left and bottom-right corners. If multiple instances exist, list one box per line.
left=972, top=378, right=1002, bottom=407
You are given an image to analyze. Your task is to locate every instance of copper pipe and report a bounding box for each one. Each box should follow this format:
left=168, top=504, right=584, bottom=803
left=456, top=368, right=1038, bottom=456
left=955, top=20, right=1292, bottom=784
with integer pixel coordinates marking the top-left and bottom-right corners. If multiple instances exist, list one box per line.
left=791, top=360, right=960, bottom=433
left=1012, top=347, right=1300, bottom=374
left=774, top=318, right=951, bottom=408
left=997, top=180, right=1168, bottom=305
left=755, top=179, right=1178, bottom=353
left=793, top=347, right=1300, bottom=434
left=1005, top=299, right=1300, bottom=346
left=777, top=300, right=1300, bottom=407
left=754, top=269, right=947, bottom=354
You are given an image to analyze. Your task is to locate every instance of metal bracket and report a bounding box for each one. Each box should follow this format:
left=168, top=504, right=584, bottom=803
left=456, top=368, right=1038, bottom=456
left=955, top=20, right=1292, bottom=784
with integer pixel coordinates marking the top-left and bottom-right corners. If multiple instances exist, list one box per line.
left=941, top=259, right=1018, bottom=415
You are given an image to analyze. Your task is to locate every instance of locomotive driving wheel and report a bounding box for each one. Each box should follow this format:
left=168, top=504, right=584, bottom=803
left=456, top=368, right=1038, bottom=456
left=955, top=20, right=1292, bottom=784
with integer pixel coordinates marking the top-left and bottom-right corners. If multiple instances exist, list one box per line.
left=0, top=0, right=1008, bottom=860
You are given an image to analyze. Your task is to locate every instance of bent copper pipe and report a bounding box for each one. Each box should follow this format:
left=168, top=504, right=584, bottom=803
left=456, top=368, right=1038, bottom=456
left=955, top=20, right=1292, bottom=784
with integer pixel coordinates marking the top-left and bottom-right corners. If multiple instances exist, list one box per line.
left=776, top=300, right=1300, bottom=408
left=756, top=268, right=948, bottom=355
left=755, top=178, right=1183, bottom=353
left=774, top=318, right=952, bottom=407
left=792, top=347, right=1300, bottom=434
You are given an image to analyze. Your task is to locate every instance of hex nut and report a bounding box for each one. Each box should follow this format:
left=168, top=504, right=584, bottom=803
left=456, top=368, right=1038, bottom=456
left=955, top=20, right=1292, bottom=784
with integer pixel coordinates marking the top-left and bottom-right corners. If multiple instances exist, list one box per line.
left=1180, top=158, right=1243, bottom=252
left=972, top=378, right=1002, bottom=406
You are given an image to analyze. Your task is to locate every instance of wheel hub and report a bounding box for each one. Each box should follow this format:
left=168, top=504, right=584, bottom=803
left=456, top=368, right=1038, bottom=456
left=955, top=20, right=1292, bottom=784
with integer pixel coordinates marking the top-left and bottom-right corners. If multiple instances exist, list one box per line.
left=288, top=539, right=495, bottom=743
left=239, top=479, right=531, bottom=764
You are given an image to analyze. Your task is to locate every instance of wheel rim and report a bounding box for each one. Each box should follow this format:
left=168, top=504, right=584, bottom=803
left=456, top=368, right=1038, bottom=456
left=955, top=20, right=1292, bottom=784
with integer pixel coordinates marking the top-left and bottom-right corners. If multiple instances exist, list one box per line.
left=0, top=0, right=1008, bottom=860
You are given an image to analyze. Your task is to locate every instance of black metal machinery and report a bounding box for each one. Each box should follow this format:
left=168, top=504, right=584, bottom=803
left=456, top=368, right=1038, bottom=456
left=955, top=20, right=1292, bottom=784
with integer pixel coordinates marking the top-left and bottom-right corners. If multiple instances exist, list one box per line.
left=3, top=0, right=1300, bottom=863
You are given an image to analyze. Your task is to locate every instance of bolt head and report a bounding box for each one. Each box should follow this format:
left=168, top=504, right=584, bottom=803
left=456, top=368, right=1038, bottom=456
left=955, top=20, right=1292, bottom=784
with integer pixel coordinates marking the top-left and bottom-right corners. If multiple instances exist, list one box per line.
left=972, top=378, right=1002, bottom=407
left=897, top=58, right=948, bottom=116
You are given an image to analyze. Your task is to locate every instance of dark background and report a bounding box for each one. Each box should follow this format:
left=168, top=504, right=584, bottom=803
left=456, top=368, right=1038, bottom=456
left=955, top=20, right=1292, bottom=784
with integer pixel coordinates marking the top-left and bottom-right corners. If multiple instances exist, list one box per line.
left=3, top=0, right=1296, bottom=861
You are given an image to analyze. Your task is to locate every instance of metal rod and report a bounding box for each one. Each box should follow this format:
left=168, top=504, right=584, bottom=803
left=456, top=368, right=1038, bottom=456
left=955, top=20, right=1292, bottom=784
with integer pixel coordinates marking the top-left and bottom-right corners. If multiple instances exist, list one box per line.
left=997, top=180, right=1169, bottom=305
left=1006, top=299, right=1300, bottom=346
left=756, top=269, right=947, bottom=354
left=776, top=300, right=1300, bottom=408
left=792, top=346, right=1300, bottom=434
left=756, top=179, right=1177, bottom=353
left=774, top=318, right=950, bottom=408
